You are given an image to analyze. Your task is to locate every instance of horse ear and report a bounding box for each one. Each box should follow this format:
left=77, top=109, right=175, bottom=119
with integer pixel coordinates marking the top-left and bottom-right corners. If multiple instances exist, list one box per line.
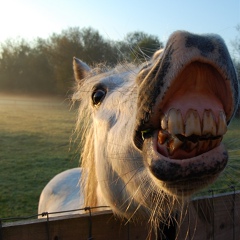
left=73, top=57, right=91, bottom=81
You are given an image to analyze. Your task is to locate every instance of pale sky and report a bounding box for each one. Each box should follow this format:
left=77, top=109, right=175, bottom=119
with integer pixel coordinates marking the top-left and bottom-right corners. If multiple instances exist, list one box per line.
left=0, top=0, right=239, bottom=56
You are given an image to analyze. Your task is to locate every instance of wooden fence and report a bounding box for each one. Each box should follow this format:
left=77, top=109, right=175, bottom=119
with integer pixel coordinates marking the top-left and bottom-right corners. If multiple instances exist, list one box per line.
left=1, top=191, right=240, bottom=240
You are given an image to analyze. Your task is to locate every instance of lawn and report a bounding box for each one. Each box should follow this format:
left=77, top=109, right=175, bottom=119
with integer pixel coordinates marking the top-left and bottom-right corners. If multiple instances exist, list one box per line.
left=0, top=94, right=239, bottom=219
left=208, top=118, right=240, bottom=193
left=193, top=117, right=240, bottom=197
left=0, top=94, right=79, bottom=218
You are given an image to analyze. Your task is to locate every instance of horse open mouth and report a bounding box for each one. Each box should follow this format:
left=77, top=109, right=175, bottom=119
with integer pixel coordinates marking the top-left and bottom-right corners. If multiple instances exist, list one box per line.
left=155, top=62, right=228, bottom=160
left=136, top=60, right=234, bottom=194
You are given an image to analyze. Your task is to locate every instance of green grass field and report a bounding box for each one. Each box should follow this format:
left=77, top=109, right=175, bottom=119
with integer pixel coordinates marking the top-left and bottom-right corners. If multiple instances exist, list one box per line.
left=0, top=94, right=239, bottom=219
left=208, top=118, right=240, bottom=193
left=0, top=94, right=79, bottom=218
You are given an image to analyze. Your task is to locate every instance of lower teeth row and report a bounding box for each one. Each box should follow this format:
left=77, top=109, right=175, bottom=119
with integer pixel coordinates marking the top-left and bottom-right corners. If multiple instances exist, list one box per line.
left=158, top=131, right=222, bottom=156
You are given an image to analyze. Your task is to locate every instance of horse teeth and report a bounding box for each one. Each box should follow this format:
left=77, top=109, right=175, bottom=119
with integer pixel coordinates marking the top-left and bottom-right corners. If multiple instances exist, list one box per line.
left=185, top=109, right=201, bottom=136
left=167, top=109, right=184, bottom=135
left=160, top=109, right=226, bottom=149
left=168, top=137, right=183, bottom=155
left=158, top=130, right=168, bottom=144
left=161, top=115, right=167, bottom=130
left=197, top=139, right=211, bottom=154
left=185, top=141, right=198, bottom=152
left=211, top=138, right=222, bottom=149
left=217, top=111, right=227, bottom=135
left=202, top=110, right=217, bottom=136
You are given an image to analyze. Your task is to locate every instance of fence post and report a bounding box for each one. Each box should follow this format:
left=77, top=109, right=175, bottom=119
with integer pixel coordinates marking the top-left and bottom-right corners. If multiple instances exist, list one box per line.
left=84, top=207, right=93, bottom=240
left=0, top=220, right=3, bottom=240
left=210, top=190, right=215, bottom=240
left=231, top=186, right=236, bottom=240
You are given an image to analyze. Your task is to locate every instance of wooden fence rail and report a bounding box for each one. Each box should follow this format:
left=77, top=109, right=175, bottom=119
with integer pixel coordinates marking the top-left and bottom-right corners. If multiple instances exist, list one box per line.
left=1, top=191, right=240, bottom=240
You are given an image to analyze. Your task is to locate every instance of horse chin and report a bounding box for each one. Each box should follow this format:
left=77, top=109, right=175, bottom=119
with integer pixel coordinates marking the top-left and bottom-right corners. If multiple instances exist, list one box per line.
left=142, top=133, right=228, bottom=197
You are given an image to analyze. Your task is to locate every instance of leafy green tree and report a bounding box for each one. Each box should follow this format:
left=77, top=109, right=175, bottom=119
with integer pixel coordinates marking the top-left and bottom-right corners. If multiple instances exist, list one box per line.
left=232, top=25, right=240, bottom=61
left=40, top=27, right=84, bottom=95
left=0, top=39, right=54, bottom=94
left=81, top=28, right=118, bottom=65
left=123, top=31, right=163, bottom=62
left=40, top=27, right=119, bottom=95
left=230, top=25, right=240, bottom=117
left=232, top=25, right=240, bottom=78
left=0, top=27, right=164, bottom=96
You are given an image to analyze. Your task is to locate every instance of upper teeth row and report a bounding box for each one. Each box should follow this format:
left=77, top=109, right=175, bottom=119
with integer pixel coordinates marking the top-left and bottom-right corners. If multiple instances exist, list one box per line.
left=161, top=109, right=227, bottom=137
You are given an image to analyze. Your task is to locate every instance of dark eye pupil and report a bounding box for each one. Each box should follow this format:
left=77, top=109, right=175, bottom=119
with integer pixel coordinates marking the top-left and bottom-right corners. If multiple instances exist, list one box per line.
left=92, top=89, right=106, bottom=105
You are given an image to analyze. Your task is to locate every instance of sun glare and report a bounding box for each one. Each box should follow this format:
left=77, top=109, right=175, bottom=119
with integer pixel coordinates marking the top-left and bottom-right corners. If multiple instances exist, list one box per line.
left=0, top=0, right=59, bottom=42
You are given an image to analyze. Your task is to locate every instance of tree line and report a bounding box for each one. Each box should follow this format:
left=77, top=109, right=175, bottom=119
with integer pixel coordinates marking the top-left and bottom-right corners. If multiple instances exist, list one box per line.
left=232, top=25, right=240, bottom=78
left=0, top=26, right=239, bottom=96
left=0, top=27, right=163, bottom=96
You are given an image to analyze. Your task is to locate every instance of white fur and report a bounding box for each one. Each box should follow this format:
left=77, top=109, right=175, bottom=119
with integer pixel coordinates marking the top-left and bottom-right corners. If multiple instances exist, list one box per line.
left=38, top=168, right=83, bottom=217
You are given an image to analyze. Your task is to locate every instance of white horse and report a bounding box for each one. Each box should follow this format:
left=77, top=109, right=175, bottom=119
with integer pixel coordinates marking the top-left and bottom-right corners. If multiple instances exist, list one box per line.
left=38, top=31, right=239, bottom=236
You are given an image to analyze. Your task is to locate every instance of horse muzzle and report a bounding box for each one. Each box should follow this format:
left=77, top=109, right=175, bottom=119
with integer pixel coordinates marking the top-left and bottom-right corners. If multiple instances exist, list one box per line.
left=133, top=31, right=239, bottom=196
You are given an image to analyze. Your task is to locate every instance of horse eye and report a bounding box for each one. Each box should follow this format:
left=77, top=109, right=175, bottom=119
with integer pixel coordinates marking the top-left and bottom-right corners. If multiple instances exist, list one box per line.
left=92, top=89, right=106, bottom=105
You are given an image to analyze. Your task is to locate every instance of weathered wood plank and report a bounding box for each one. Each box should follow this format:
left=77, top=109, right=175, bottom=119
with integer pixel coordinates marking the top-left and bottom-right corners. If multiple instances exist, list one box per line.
left=1, top=192, right=240, bottom=240
left=1, top=211, right=150, bottom=240
left=177, top=191, right=240, bottom=240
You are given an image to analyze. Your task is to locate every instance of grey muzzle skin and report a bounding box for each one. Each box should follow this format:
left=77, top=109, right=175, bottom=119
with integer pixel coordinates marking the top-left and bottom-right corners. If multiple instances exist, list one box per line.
left=133, top=31, right=239, bottom=184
